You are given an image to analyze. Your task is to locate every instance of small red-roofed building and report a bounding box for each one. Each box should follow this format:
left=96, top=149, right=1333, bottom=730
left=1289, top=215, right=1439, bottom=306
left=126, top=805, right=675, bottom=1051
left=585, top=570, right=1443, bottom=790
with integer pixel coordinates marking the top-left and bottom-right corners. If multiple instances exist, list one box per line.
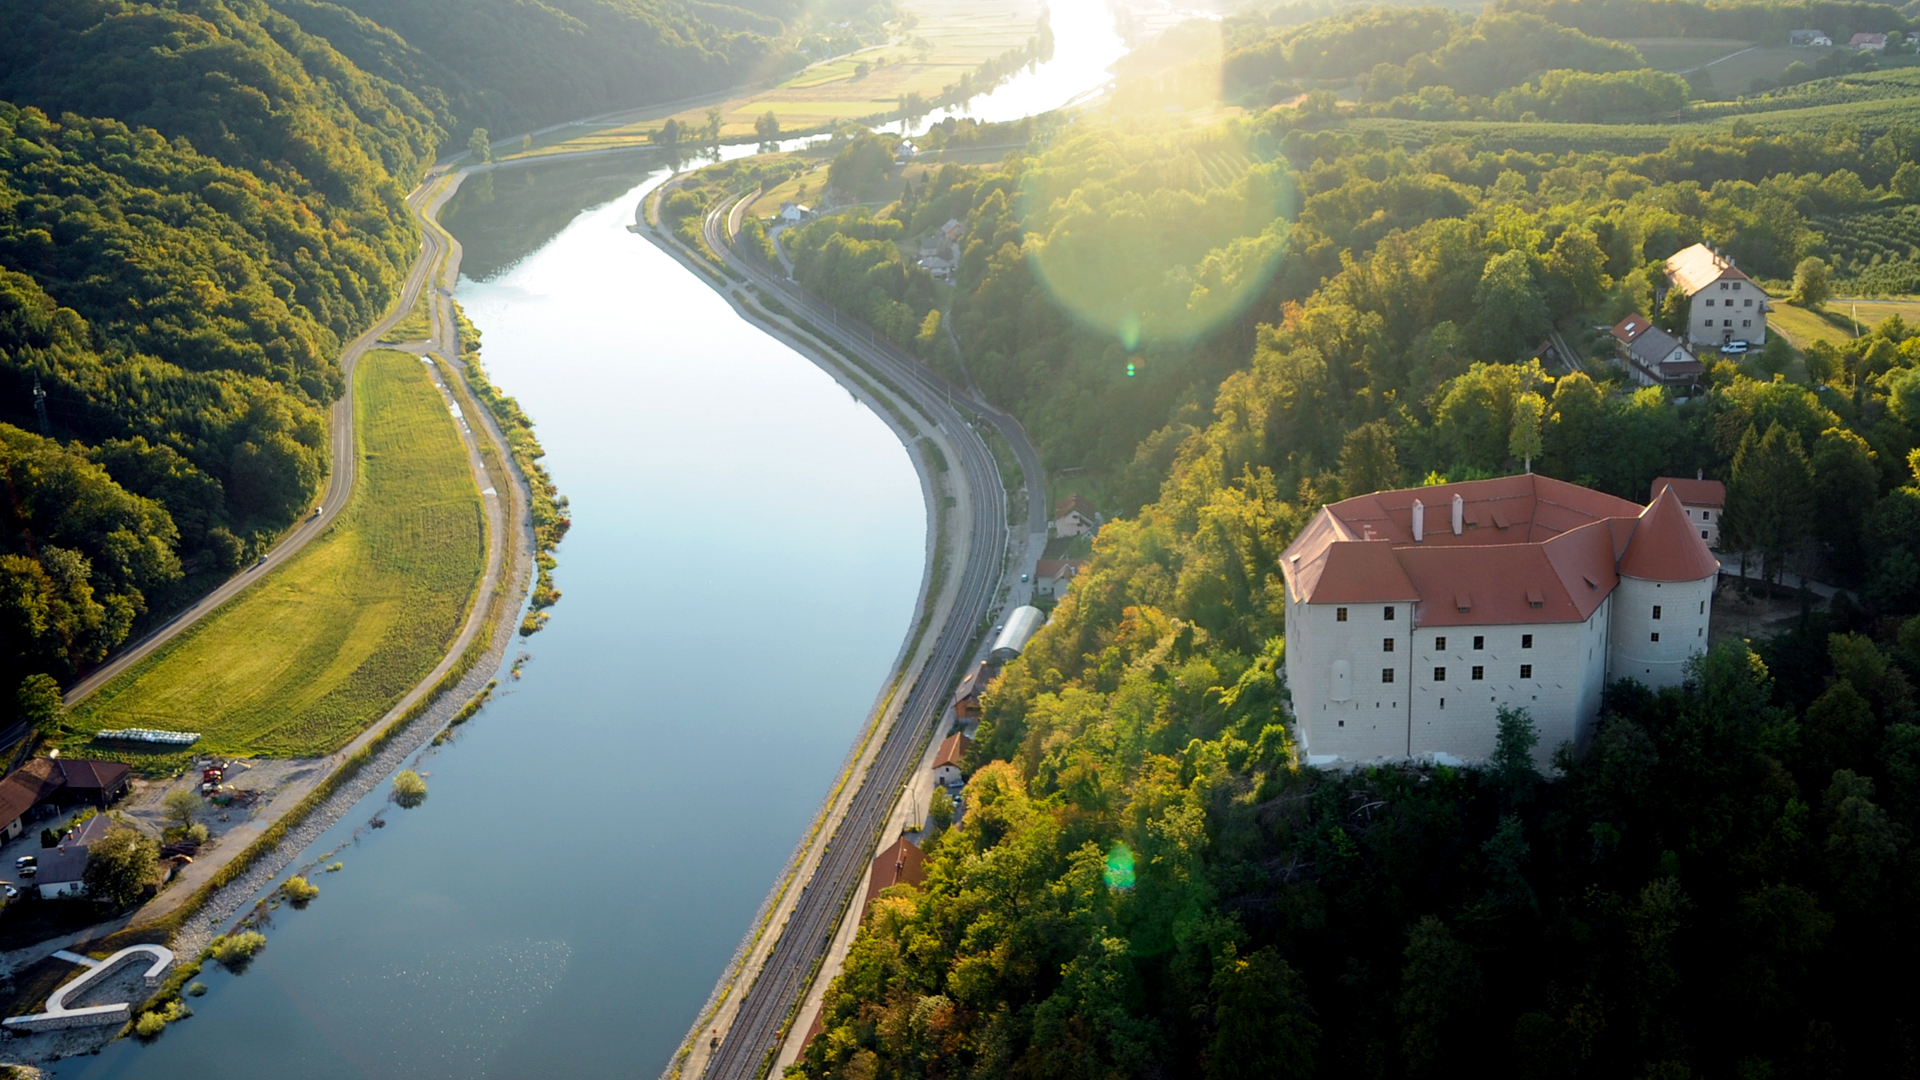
left=953, top=660, right=990, bottom=719
left=932, top=732, right=971, bottom=787
left=1664, top=243, right=1768, bottom=347
left=1034, top=558, right=1086, bottom=598
left=864, top=835, right=925, bottom=911
left=1052, top=494, right=1099, bottom=538
left=1280, top=474, right=1718, bottom=769
left=1650, top=474, right=1726, bottom=549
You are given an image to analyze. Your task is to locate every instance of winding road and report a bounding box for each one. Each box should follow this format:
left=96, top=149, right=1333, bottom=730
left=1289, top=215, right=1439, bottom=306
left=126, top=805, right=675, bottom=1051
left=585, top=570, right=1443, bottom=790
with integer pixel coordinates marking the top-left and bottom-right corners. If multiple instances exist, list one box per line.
left=670, top=187, right=1047, bottom=1080
left=62, top=172, right=467, bottom=708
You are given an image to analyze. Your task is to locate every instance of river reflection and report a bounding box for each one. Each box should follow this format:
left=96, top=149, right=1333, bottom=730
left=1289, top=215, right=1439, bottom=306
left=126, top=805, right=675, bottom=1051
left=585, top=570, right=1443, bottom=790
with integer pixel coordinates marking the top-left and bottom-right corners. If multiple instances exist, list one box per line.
left=53, top=162, right=926, bottom=1079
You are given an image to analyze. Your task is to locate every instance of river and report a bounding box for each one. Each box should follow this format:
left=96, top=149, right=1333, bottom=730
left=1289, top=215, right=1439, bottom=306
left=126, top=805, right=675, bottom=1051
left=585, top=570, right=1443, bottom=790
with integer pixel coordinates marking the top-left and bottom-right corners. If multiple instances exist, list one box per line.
left=50, top=0, right=1125, bottom=1074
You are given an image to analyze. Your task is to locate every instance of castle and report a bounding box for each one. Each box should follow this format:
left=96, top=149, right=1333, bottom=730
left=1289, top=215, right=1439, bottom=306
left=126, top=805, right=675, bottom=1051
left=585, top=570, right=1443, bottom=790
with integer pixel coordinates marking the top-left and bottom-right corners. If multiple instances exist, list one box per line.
left=1279, top=474, right=1719, bottom=768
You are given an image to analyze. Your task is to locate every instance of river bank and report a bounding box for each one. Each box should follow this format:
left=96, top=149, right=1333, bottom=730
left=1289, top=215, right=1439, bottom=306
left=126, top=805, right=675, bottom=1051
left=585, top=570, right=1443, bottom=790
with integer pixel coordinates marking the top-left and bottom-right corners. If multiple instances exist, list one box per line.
left=0, top=167, right=537, bottom=1067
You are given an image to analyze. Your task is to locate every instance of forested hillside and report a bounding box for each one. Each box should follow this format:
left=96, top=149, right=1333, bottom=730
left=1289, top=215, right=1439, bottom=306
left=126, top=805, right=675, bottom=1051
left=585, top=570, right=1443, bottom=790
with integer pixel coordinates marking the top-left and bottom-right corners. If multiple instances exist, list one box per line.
left=790, top=6, right=1920, bottom=1073
left=0, top=0, right=441, bottom=711
left=0, top=0, right=778, bottom=714
left=285, top=0, right=819, bottom=136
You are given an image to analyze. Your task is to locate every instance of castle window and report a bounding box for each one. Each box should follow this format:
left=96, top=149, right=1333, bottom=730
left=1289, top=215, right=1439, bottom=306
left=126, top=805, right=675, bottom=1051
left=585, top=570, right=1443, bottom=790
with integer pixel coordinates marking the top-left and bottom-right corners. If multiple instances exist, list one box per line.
left=1433, top=667, right=1446, bottom=681
left=1435, top=636, right=1447, bottom=650
left=1471, top=666, right=1484, bottom=680
left=1651, top=632, right=1660, bottom=642
left=1702, top=511, right=1710, bottom=520
left=1699, top=601, right=1705, bottom=614
left=1702, top=531, right=1708, bottom=539
left=1522, top=634, right=1533, bottom=648
left=1383, top=638, right=1395, bottom=653
left=1382, top=668, right=1395, bottom=683
left=1473, top=635, right=1484, bottom=650
left=1336, top=607, right=1347, bottom=622
left=1653, top=605, right=1662, bottom=620
left=1720, top=282, right=1729, bottom=290
left=1733, top=282, right=1741, bottom=290
left=1705, top=298, right=1715, bottom=307
left=1384, top=606, right=1396, bottom=620
left=1520, top=664, right=1533, bottom=678
left=1744, top=298, right=1753, bottom=306
left=1742, top=319, right=1751, bottom=327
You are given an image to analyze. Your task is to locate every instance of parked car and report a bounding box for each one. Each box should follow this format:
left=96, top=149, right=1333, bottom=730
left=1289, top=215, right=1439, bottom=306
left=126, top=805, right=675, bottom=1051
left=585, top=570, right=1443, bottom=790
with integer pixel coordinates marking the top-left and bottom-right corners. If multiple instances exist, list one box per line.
left=19, top=865, right=36, bottom=878
left=1722, top=340, right=1750, bottom=354
left=15, top=855, right=35, bottom=870
left=3, top=884, right=16, bottom=899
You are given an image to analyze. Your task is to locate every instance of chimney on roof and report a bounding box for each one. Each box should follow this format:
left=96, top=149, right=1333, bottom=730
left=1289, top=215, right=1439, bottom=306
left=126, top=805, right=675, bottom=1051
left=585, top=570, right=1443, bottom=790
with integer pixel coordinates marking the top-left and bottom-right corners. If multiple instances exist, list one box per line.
left=1412, top=499, right=1425, bottom=543
left=1451, top=494, right=1464, bottom=536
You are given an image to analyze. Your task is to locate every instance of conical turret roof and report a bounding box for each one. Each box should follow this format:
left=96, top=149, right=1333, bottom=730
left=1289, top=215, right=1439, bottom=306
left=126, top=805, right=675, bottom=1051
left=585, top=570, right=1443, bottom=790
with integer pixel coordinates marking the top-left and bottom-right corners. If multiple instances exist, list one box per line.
left=1618, top=485, right=1720, bottom=582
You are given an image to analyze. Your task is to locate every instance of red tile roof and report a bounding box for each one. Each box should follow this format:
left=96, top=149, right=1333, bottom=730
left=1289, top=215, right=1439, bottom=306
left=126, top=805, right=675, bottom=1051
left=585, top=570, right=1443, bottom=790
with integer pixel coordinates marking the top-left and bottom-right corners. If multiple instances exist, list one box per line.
left=1665, top=243, right=1755, bottom=297
left=864, top=835, right=926, bottom=909
left=1035, top=558, right=1085, bottom=580
left=0, top=760, right=60, bottom=826
left=933, top=732, right=971, bottom=772
left=1611, top=313, right=1652, bottom=344
left=1280, top=473, right=1716, bottom=626
left=955, top=659, right=990, bottom=701
left=1053, top=494, right=1097, bottom=520
left=1620, top=486, right=1723, bottom=582
left=1650, top=476, right=1725, bottom=508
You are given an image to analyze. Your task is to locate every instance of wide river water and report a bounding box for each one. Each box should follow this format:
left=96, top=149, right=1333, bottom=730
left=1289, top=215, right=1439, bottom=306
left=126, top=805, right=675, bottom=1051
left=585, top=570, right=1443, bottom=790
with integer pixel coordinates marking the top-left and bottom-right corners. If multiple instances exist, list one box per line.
left=51, top=1, right=1125, bottom=1074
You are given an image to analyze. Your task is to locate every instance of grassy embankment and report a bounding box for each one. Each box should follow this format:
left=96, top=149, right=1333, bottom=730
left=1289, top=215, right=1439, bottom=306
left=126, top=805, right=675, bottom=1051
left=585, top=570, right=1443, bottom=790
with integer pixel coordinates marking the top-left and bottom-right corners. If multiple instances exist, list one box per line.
left=65, top=350, right=485, bottom=768
left=506, top=0, right=1041, bottom=159
left=378, top=287, right=433, bottom=343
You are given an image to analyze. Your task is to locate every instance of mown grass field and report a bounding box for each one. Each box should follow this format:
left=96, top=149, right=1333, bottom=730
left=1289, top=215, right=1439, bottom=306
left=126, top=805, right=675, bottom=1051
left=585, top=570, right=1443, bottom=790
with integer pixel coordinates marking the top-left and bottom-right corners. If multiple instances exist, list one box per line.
left=67, top=350, right=485, bottom=762
left=1767, top=302, right=1852, bottom=349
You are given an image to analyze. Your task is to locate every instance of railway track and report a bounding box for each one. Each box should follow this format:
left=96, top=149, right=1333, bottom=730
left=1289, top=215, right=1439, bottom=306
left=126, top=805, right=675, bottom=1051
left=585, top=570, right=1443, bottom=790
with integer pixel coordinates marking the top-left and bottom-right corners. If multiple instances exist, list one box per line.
left=683, top=191, right=1041, bottom=1080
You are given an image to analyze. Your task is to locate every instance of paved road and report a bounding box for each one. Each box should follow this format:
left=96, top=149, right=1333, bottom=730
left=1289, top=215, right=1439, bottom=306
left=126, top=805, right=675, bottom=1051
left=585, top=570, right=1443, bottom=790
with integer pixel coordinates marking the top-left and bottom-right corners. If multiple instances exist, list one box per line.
left=690, top=191, right=1046, bottom=1080
left=62, top=172, right=462, bottom=708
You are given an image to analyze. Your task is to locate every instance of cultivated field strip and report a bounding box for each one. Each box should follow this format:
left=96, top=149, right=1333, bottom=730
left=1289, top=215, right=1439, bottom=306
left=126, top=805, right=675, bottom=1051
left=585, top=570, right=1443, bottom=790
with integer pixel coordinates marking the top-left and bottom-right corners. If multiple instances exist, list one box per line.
left=694, top=195, right=1035, bottom=1080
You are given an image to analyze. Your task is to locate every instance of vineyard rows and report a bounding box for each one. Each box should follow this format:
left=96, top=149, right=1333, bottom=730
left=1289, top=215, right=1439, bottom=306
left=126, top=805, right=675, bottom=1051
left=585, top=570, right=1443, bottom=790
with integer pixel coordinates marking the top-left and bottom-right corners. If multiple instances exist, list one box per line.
left=1814, top=204, right=1920, bottom=296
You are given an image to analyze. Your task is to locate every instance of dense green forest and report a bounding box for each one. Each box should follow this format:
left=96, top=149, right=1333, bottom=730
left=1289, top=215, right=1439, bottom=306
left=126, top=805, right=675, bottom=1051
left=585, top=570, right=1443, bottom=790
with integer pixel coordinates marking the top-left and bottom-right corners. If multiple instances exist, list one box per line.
left=0, top=0, right=799, bottom=712
left=787, top=4, right=1920, bottom=1077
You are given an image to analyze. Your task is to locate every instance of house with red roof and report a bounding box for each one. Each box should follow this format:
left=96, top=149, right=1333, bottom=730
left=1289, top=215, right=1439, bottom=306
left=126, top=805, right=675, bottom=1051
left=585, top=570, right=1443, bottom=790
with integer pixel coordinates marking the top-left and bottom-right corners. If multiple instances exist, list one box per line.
left=1034, top=558, right=1086, bottom=598
left=0, top=758, right=132, bottom=843
left=1052, top=494, right=1100, bottom=538
left=1280, top=474, right=1718, bottom=768
left=1651, top=474, right=1726, bottom=549
left=864, top=835, right=925, bottom=911
left=1664, top=243, right=1768, bottom=348
left=931, top=732, right=971, bottom=787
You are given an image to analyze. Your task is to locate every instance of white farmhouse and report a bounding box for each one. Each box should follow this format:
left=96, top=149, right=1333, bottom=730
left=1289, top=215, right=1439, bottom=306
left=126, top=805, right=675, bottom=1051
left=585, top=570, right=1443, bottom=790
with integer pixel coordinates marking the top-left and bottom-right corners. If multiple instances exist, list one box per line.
left=1650, top=474, right=1726, bottom=549
left=1665, top=243, right=1768, bottom=347
left=1279, top=474, right=1719, bottom=769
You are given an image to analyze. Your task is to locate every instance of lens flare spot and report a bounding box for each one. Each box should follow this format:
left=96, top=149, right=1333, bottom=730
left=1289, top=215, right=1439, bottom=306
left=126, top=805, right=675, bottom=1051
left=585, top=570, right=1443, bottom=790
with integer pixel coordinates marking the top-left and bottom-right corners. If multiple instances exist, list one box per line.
left=1016, top=124, right=1297, bottom=350
left=1104, top=841, right=1136, bottom=890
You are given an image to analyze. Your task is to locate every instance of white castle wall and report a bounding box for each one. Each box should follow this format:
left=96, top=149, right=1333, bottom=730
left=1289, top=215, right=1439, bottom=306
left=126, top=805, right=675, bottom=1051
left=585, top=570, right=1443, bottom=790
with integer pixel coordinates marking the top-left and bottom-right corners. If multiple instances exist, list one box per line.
left=1284, top=591, right=1411, bottom=765
left=1607, top=574, right=1715, bottom=690
left=1407, top=597, right=1611, bottom=769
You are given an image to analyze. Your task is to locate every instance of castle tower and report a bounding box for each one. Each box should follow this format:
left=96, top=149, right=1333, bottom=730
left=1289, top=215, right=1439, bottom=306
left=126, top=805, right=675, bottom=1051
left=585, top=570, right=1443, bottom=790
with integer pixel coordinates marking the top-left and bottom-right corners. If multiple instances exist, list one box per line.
left=1607, top=486, right=1719, bottom=690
